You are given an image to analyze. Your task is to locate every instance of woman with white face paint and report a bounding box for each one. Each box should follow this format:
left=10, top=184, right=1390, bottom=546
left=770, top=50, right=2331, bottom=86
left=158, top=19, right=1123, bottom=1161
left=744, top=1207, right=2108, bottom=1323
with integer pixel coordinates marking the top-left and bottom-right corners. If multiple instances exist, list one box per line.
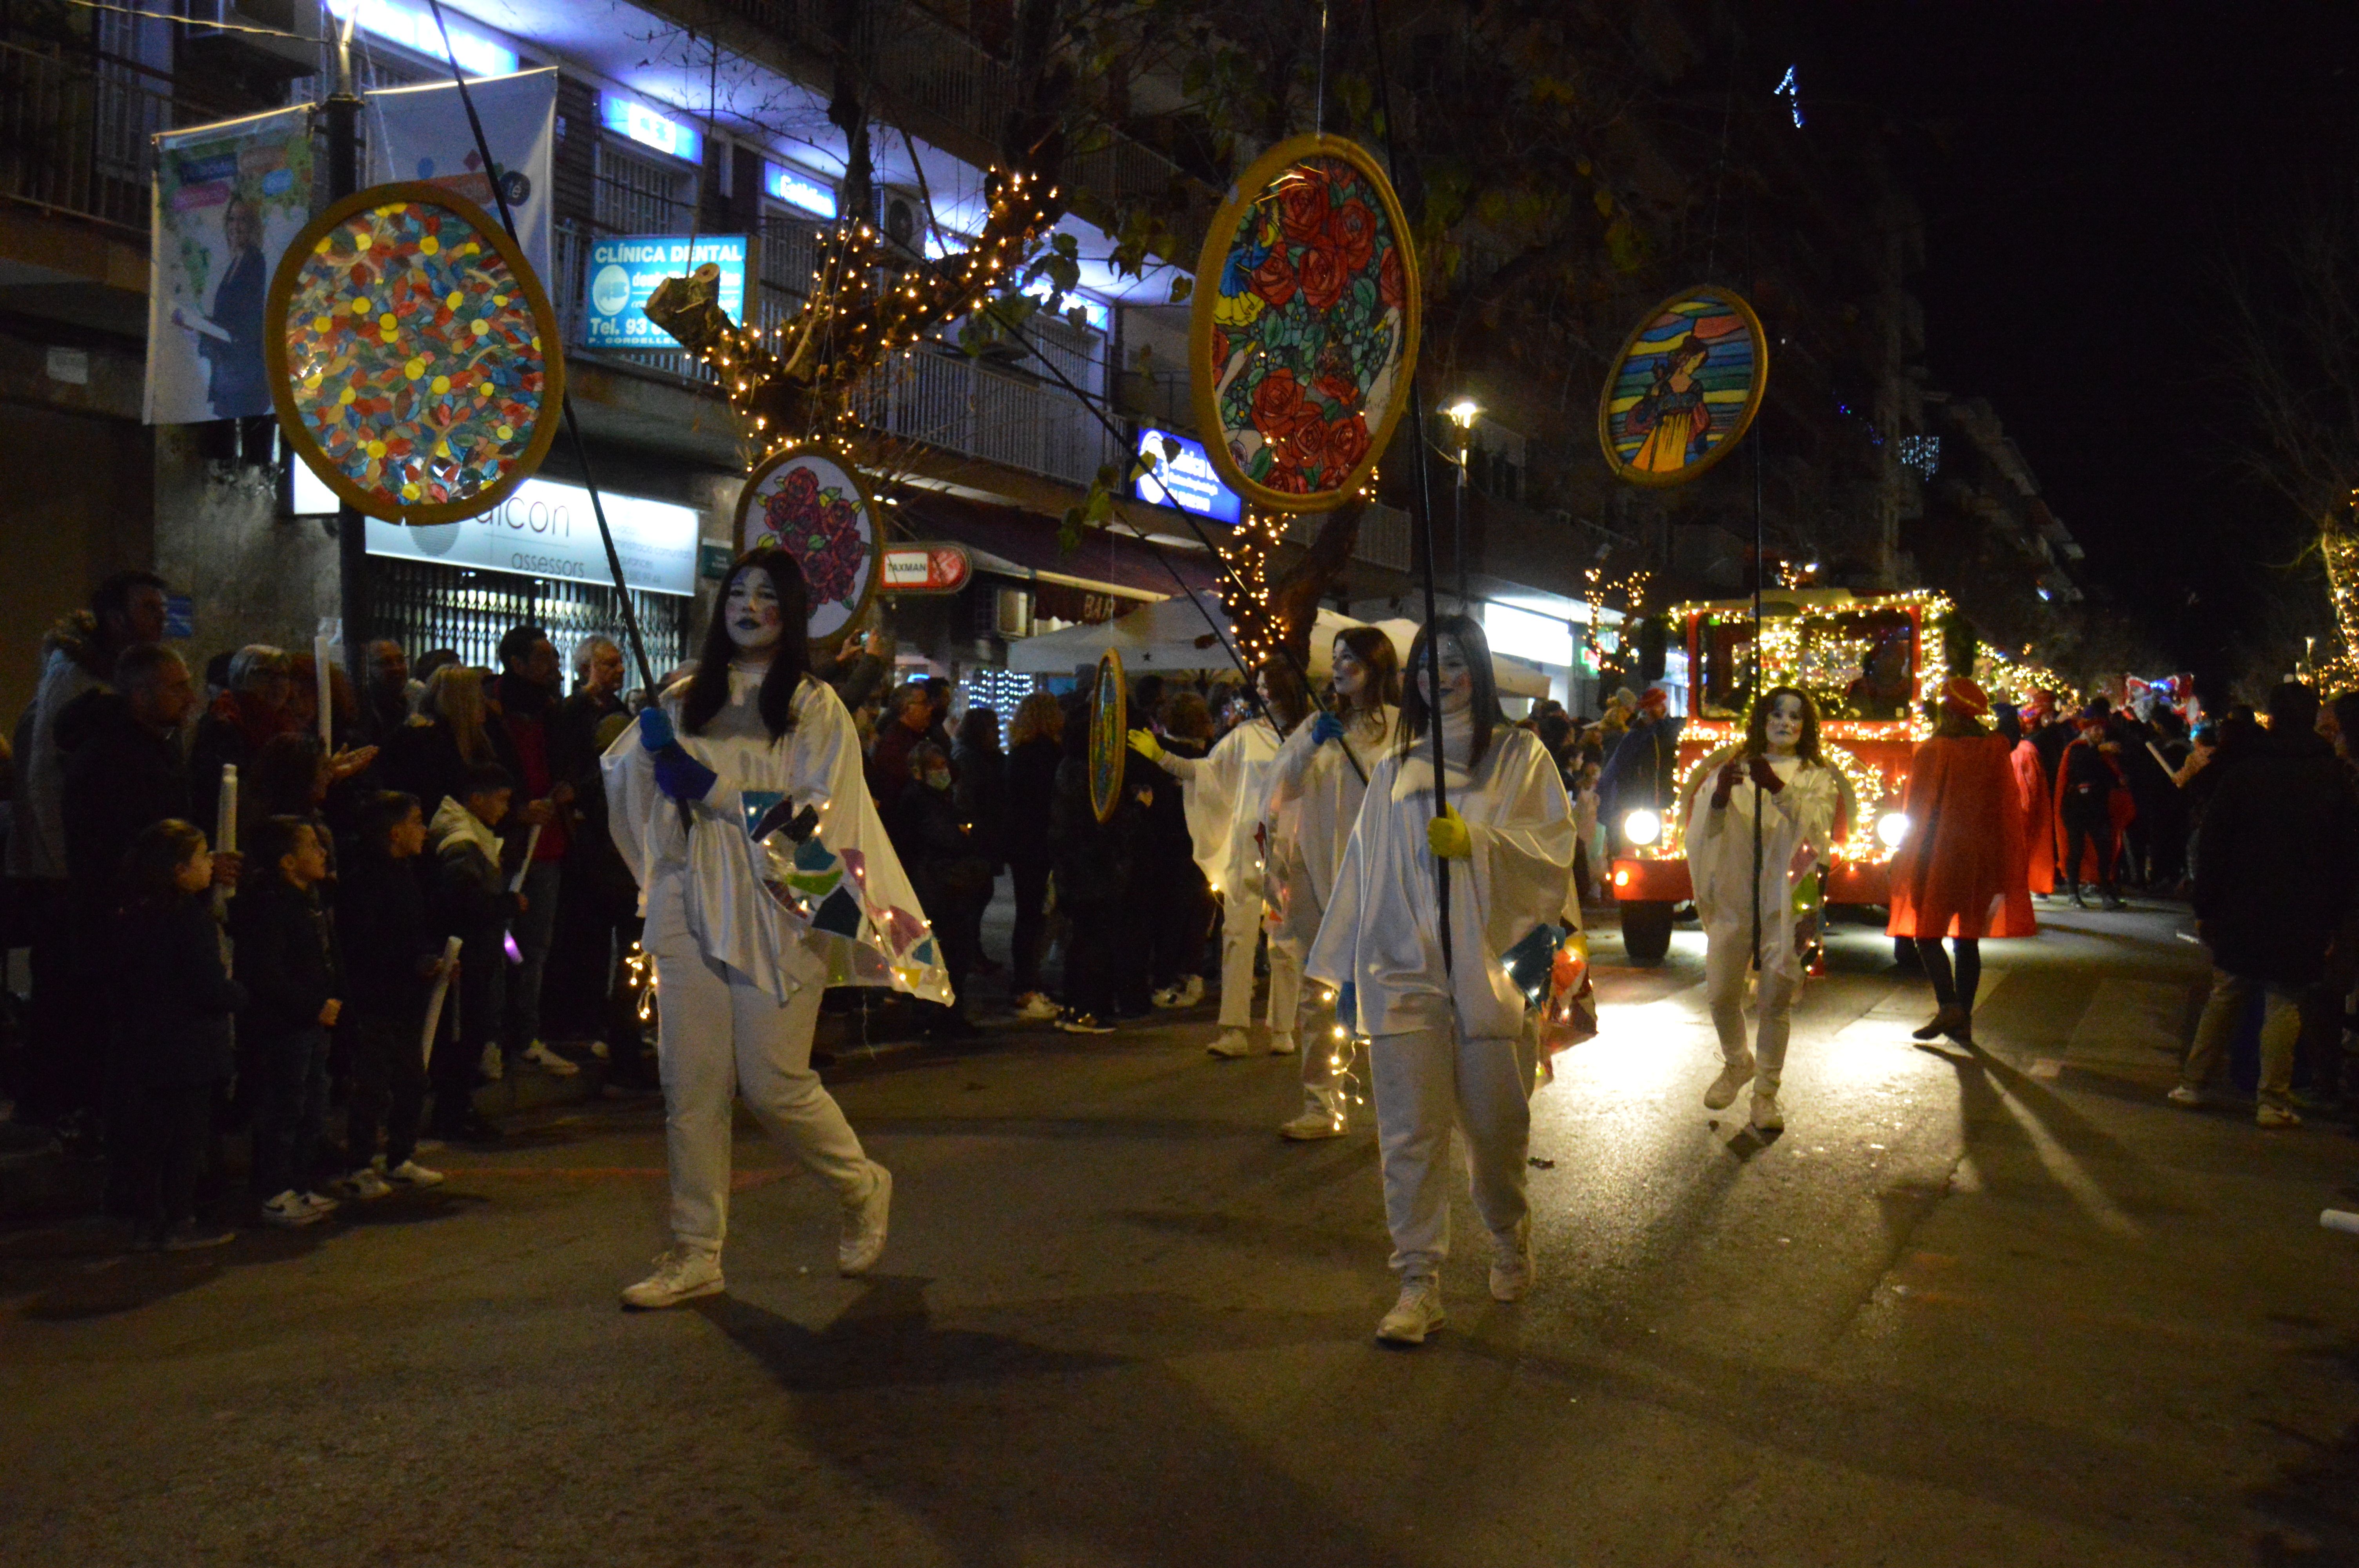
left=603, top=549, right=947, bottom=1310
left=1307, top=615, right=1575, bottom=1345
left=1131, top=664, right=1308, bottom=1058
left=1263, top=627, right=1401, bottom=1138
left=1682, top=686, right=1840, bottom=1131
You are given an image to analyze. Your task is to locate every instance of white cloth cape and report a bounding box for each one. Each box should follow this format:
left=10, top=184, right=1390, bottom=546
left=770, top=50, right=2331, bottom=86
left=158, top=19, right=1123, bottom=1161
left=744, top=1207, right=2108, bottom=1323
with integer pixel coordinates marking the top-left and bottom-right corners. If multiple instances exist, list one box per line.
left=1306, top=724, right=1576, bottom=1041
left=1265, top=704, right=1396, bottom=953
left=604, top=670, right=951, bottom=1005
left=1178, top=717, right=1284, bottom=899
left=1679, top=748, right=1839, bottom=983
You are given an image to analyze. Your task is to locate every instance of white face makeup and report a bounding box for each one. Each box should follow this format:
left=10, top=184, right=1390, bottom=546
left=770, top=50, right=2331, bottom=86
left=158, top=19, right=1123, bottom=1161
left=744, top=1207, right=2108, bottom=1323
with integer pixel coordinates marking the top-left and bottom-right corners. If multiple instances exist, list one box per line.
left=1763, top=693, right=1805, bottom=757
left=1332, top=641, right=1368, bottom=703
left=724, top=569, right=786, bottom=659
left=1416, top=635, right=1475, bottom=717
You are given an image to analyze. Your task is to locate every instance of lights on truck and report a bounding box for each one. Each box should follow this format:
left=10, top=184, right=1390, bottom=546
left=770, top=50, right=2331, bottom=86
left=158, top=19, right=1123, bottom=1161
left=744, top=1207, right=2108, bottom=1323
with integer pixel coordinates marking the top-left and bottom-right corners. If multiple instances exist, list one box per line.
left=1622, top=809, right=1663, bottom=847
left=1875, top=812, right=1910, bottom=850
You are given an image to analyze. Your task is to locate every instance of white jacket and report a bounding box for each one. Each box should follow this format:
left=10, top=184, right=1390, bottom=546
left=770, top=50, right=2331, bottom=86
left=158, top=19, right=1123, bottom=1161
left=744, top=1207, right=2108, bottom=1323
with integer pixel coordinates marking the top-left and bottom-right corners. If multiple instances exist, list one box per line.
left=1680, top=749, right=1839, bottom=982
left=1264, top=704, right=1396, bottom=952
left=604, top=669, right=950, bottom=1005
left=1173, top=717, right=1284, bottom=900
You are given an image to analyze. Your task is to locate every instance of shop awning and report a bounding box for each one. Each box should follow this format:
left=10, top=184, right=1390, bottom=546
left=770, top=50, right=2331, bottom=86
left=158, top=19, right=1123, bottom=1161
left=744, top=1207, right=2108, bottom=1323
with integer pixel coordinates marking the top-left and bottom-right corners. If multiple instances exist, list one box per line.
left=888, top=487, right=1222, bottom=608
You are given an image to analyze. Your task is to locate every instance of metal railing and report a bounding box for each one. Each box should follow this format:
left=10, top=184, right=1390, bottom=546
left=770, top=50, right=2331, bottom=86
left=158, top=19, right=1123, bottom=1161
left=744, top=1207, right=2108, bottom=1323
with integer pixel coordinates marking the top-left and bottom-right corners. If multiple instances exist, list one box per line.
left=854, top=346, right=1121, bottom=489
left=0, top=40, right=179, bottom=233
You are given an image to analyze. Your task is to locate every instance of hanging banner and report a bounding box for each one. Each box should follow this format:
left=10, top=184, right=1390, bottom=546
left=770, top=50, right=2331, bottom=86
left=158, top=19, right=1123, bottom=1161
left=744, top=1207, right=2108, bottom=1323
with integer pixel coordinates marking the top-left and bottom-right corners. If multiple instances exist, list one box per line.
left=145, top=107, right=318, bottom=425
left=366, top=67, right=557, bottom=289
left=1597, top=285, right=1768, bottom=488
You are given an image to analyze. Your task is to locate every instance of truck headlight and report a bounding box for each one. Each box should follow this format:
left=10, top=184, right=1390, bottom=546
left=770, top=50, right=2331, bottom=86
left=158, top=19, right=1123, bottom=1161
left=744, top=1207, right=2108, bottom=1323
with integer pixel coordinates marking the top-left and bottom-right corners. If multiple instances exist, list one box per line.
left=1623, top=809, right=1663, bottom=847
left=1875, top=812, right=1910, bottom=850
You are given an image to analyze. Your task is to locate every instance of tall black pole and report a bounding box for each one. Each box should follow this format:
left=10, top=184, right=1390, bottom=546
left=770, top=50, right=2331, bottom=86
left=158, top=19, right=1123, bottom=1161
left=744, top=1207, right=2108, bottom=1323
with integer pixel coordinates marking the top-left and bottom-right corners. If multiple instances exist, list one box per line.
left=326, top=29, right=368, bottom=666
left=1453, top=438, right=1468, bottom=606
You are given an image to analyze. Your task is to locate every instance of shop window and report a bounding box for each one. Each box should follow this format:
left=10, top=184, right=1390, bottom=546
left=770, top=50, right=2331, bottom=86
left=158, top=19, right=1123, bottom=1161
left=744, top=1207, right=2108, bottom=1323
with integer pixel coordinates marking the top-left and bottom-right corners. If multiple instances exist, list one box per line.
left=595, top=140, right=694, bottom=234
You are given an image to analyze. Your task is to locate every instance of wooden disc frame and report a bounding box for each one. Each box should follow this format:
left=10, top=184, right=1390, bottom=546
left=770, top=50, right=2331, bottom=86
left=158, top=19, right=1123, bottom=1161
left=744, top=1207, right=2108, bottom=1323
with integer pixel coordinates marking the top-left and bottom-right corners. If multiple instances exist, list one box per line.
left=1089, top=648, right=1128, bottom=825
left=1189, top=133, right=1423, bottom=515
left=1596, top=284, right=1768, bottom=489
left=734, top=443, right=885, bottom=657
left=265, top=181, right=563, bottom=525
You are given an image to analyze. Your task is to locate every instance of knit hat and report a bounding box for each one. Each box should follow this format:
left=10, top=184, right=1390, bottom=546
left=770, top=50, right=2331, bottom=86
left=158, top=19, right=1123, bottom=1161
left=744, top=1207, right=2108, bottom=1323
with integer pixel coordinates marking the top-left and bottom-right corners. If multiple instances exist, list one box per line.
left=1941, top=677, right=1990, bottom=718
left=1637, top=686, right=1670, bottom=716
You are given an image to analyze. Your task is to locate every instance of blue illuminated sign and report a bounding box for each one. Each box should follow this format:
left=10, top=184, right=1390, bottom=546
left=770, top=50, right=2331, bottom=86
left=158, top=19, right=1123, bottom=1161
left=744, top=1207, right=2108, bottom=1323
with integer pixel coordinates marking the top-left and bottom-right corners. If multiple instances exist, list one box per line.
left=1025, top=279, right=1109, bottom=332
left=326, top=0, right=516, bottom=77
left=601, top=96, right=701, bottom=164
left=763, top=161, right=837, bottom=219
left=1134, top=427, right=1241, bottom=525
left=585, top=234, right=745, bottom=347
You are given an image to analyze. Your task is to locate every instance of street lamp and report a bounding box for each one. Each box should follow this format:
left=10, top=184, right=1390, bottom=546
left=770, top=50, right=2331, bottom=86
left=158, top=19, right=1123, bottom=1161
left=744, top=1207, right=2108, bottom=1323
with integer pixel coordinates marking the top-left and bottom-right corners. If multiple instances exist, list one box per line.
left=1444, top=399, right=1480, bottom=605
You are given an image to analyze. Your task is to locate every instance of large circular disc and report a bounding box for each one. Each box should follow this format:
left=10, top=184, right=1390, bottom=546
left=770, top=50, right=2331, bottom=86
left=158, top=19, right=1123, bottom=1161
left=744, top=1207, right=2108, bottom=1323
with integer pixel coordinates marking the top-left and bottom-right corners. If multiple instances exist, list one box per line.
left=1190, top=134, right=1422, bottom=514
left=735, top=444, right=883, bottom=655
left=266, top=181, right=563, bottom=524
left=1596, top=284, right=1769, bottom=488
left=1090, top=648, right=1128, bottom=825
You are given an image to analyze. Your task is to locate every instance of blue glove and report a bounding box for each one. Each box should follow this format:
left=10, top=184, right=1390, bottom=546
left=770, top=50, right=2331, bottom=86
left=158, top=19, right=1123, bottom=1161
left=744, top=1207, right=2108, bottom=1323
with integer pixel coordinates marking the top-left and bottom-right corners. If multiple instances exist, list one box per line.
left=652, top=745, right=717, bottom=804
left=1310, top=710, right=1347, bottom=746
left=638, top=707, right=676, bottom=751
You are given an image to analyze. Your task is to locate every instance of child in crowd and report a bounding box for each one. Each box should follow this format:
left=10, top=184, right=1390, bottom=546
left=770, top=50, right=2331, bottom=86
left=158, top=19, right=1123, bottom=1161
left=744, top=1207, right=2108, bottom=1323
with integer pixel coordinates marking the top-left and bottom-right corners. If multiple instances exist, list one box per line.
left=335, top=790, right=448, bottom=1192
left=428, top=762, right=521, bottom=1142
left=231, top=813, right=345, bottom=1227
left=116, top=818, right=245, bottom=1250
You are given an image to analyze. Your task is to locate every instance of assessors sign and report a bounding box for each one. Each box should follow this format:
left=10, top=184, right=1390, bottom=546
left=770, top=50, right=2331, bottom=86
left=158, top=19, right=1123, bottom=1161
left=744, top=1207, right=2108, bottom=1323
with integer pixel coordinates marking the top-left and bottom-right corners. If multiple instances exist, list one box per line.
left=362, top=476, right=699, bottom=595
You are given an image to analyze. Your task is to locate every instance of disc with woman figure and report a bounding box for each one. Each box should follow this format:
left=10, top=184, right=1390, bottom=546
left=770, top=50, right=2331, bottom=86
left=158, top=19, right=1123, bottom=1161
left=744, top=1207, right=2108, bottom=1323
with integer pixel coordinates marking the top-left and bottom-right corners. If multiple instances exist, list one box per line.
left=1090, top=649, right=1127, bottom=824
left=1597, top=285, right=1768, bottom=488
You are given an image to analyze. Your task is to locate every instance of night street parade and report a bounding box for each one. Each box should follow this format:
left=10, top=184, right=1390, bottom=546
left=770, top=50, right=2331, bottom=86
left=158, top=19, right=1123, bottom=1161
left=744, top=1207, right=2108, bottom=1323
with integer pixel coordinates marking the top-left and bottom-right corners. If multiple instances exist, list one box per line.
left=4, top=1, right=2359, bottom=1562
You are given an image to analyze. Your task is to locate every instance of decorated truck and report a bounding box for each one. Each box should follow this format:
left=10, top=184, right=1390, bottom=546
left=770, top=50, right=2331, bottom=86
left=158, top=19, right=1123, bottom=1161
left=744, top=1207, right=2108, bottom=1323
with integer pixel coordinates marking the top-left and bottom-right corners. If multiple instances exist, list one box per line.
left=1606, top=587, right=2069, bottom=964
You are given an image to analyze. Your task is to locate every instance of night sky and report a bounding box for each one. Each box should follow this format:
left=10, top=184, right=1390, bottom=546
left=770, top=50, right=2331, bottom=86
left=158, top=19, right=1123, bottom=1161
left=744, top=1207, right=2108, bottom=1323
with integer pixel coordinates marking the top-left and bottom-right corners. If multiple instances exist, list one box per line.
left=1807, top=1, right=2359, bottom=693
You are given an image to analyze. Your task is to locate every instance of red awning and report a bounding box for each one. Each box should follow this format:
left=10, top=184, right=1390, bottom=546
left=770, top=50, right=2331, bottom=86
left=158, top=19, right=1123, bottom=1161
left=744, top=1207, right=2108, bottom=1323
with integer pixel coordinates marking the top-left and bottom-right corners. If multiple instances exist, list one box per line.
left=886, top=488, right=1221, bottom=603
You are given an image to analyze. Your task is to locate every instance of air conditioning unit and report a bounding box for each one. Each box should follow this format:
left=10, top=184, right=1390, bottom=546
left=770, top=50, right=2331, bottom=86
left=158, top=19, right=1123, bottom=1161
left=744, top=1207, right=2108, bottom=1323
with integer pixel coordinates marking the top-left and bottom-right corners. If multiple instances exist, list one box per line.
left=185, top=0, right=324, bottom=81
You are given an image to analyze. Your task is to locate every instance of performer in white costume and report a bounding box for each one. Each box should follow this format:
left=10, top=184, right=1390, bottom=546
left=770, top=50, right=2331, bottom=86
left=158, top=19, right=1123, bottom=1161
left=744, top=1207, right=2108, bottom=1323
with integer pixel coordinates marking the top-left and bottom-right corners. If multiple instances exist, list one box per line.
left=1683, top=686, right=1839, bottom=1131
left=1263, top=627, right=1399, bottom=1138
left=1307, top=615, right=1575, bottom=1345
left=1132, top=666, right=1307, bottom=1058
left=605, top=549, right=951, bottom=1310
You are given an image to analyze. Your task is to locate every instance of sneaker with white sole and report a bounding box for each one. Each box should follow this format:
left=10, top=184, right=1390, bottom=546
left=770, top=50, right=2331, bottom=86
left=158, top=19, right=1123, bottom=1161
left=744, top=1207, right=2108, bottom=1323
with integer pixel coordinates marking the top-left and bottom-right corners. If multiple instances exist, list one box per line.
left=1490, top=1220, right=1534, bottom=1302
left=1150, top=983, right=1186, bottom=1009
left=1178, top=974, right=1205, bottom=1007
left=1750, top=1088, right=1784, bottom=1131
left=381, top=1158, right=445, bottom=1188
left=300, top=1189, right=342, bottom=1218
left=1377, top=1277, right=1446, bottom=1344
left=478, top=1043, right=505, bottom=1082
left=2166, top=1085, right=2203, bottom=1108
left=1280, top=1090, right=1348, bottom=1140
left=2257, top=1103, right=2302, bottom=1129
left=1267, top=1033, right=1296, bottom=1056
left=260, top=1190, right=327, bottom=1228
left=1207, top=1029, right=1254, bottom=1059
left=839, top=1165, right=892, bottom=1276
left=523, top=1041, right=580, bottom=1077
left=587, top=1039, right=611, bottom=1060
left=620, top=1245, right=724, bottom=1310
left=1014, top=992, right=1061, bottom=1022
left=1056, top=1010, right=1115, bottom=1034
left=333, top=1167, right=393, bottom=1201
left=1703, top=1053, right=1756, bottom=1110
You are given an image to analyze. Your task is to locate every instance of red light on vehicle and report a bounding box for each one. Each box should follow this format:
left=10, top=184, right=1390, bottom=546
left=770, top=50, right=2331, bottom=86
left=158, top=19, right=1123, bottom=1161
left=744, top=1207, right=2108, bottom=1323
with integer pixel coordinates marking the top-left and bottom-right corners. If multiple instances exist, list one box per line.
left=1614, top=868, right=1630, bottom=887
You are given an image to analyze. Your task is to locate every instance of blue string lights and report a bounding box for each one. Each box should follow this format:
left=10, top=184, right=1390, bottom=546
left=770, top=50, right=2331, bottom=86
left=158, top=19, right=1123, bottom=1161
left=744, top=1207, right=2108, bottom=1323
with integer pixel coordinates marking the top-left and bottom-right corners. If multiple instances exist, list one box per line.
left=1774, top=65, right=1805, bottom=128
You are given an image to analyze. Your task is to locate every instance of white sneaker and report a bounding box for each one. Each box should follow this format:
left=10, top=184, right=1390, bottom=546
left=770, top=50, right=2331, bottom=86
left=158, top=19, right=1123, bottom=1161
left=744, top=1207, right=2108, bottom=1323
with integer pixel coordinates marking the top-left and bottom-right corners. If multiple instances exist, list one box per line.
left=1703, top=1052, right=1756, bottom=1110
left=523, top=1040, right=580, bottom=1077
left=2257, top=1103, right=2302, bottom=1129
left=334, top=1167, right=393, bottom=1201
left=1207, top=1029, right=1254, bottom=1059
left=1490, top=1220, right=1534, bottom=1302
left=300, top=1189, right=342, bottom=1217
left=1279, top=1091, right=1347, bottom=1140
left=1013, top=992, right=1061, bottom=1022
left=839, top=1165, right=892, bottom=1276
left=382, top=1158, right=445, bottom=1188
left=2166, top=1085, right=2203, bottom=1107
left=1267, top=1032, right=1296, bottom=1056
left=1176, top=974, right=1205, bottom=1007
left=478, top=1043, right=505, bottom=1082
left=1750, top=1088, right=1784, bottom=1131
left=1150, top=983, right=1185, bottom=1009
left=587, top=1039, right=611, bottom=1060
left=1377, top=1277, right=1446, bottom=1344
left=260, top=1190, right=327, bottom=1228
left=620, top=1245, right=724, bottom=1310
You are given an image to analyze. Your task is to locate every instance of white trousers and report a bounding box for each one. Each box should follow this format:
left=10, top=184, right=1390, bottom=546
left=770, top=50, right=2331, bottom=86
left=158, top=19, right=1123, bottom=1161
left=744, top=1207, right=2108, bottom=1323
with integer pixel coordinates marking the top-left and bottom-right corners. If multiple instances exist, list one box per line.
left=1704, top=933, right=1796, bottom=1091
left=1369, top=1020, right=1533, bottom=1279
left=1218, top=903, right=1302, bottom=1038
left=648, top=877, right=878, bottom=1256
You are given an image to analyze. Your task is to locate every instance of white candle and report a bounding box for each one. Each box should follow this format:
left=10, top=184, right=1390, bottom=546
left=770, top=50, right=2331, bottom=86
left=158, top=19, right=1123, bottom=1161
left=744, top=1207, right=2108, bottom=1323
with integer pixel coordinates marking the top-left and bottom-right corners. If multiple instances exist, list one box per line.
left=508, top=823, right=543, bottom=893
left=419, top=935, right=465, bottom=1069
left=313, top=633, right=334, bottom=751
left=212, top=763, right=238, bottom=918
left=2325, top=1210, right=2359, bottom=1237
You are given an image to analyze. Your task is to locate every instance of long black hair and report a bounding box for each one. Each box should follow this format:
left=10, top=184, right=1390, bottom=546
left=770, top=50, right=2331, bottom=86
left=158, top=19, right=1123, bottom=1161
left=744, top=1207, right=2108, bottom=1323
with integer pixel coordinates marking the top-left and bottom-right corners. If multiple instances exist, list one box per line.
left=683, top=547, right=813, bottom=740
left=1398, top=612, right=1502, bottom=769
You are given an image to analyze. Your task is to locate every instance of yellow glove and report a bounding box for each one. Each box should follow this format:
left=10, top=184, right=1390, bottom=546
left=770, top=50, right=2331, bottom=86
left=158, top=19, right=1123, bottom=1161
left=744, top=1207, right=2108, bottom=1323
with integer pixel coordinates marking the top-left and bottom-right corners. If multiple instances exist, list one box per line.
left=1427, top=806, right=1472, bottom=860
left=1127, top=728, right=1165, bottom=763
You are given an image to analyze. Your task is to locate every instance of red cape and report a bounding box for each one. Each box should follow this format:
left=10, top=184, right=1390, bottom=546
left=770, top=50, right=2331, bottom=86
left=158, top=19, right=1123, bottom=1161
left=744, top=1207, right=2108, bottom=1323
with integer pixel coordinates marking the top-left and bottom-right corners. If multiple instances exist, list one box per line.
left=2011, top=739, right=2054, bottom=895
left=2053, top=737, right=2135, bottom=884
left=1887, top=733, right=2037, bottom=939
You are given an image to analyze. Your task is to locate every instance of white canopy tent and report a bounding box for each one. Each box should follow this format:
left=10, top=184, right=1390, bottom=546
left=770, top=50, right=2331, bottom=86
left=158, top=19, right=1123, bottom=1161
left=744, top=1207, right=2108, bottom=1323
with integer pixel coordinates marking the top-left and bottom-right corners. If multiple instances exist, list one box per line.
left=1368, top=619, right=1552, bottom=700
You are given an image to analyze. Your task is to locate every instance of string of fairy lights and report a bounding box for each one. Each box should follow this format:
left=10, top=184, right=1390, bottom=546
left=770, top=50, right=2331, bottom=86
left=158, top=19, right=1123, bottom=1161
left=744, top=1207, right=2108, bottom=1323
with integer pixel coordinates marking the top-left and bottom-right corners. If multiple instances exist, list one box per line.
left=1217, top=472, right=1384, bottom=673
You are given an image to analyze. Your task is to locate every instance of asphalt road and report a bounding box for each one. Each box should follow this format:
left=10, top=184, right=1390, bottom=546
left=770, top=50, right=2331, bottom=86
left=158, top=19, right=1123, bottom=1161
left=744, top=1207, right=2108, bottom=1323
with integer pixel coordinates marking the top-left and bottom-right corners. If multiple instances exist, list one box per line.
left=4, top=901, right=2357, bottom=1566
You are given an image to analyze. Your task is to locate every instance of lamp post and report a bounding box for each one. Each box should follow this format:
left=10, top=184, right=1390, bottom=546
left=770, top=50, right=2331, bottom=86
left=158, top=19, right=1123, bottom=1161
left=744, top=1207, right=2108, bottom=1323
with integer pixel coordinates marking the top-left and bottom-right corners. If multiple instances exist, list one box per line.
left=1444, top=398, right=1480, bottom=608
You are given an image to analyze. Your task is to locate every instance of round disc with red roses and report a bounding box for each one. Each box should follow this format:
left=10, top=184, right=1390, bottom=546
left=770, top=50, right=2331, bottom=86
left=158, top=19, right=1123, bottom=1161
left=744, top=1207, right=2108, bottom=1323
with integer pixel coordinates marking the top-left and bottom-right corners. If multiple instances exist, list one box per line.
left=1190, top=134, right=1422, bottom=514
left=734, top=447, right=881, bottom=651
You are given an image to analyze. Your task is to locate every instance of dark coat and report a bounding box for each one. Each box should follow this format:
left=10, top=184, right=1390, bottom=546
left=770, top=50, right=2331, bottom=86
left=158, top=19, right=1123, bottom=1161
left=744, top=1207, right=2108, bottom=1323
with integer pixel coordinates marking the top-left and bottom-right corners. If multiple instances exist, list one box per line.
left=434, top=829, right=519, bottom=943
left=337, top=848, right=437, bottom=1018
left=2192, top=729, right=2359, bottom=986
left=896, top=778, right=993, bottom=911
left=229, top=877, right=341, bottom=1042
left=1004, top=737, right=1061, bottom=868
left=1048, top=749, right=1139, bottom=906
left=116, top=895, right=245, bottom=1085
left=57, top=690, right=193, bottom=917
left=1133, top=735, right=1205, bottom=868
left=951, top=739, right=1007, bottom=871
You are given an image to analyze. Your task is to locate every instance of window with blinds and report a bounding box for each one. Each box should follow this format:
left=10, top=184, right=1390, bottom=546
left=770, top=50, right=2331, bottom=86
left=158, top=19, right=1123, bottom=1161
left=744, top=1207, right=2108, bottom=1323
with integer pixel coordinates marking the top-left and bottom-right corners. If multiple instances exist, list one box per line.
left=594, top=140, right=693, bottom=234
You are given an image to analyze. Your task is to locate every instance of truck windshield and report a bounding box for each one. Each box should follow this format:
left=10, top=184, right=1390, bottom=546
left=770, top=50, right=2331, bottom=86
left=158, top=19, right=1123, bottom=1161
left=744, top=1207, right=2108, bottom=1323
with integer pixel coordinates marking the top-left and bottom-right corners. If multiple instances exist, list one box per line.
left=1692, top=608, right=1917, bottom=720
